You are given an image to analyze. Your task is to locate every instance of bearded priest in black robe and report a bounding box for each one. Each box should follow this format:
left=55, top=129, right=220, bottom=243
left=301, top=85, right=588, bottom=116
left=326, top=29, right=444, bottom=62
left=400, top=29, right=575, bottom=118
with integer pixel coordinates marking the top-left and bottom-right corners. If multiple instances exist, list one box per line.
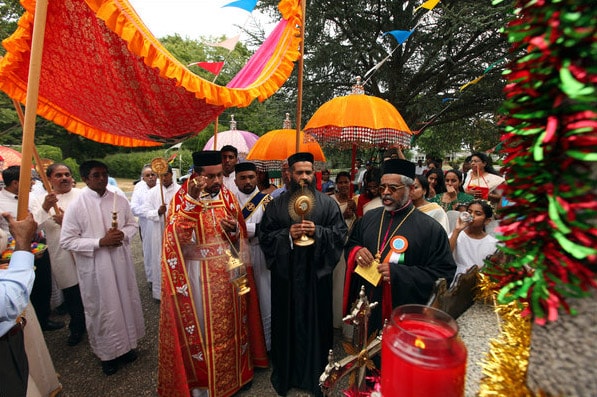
left=258, top=152, right=347, bottom=396
left=344, top=159, right=456, bottom=335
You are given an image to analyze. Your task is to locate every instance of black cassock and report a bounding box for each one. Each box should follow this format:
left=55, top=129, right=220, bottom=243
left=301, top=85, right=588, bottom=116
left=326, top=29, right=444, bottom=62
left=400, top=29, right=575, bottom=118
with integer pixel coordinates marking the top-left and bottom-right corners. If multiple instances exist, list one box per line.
left=345, top=203, right=456, bottom=334
left=258, top=189, right=347, bottom=396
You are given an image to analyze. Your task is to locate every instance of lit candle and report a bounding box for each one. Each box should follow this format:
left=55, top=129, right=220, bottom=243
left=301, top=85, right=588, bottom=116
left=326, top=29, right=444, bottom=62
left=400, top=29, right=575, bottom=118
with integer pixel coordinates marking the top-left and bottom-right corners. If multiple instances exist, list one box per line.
left=381, top=305, right=467, bottom=397
left=112, top=191, right=117, bottom=214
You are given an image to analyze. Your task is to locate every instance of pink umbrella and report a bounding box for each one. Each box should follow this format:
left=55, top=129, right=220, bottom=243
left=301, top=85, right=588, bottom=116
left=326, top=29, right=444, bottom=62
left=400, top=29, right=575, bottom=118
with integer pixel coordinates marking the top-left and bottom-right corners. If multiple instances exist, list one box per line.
left=0, top=146, right=22, bottom=170
left=202, top=115, right=259, bottom=159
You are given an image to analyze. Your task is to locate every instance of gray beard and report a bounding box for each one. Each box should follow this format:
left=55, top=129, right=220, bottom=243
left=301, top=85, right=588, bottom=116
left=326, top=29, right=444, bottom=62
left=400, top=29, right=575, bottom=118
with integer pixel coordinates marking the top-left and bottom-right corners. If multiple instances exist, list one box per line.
left=383, top=193, right=410, bottom=211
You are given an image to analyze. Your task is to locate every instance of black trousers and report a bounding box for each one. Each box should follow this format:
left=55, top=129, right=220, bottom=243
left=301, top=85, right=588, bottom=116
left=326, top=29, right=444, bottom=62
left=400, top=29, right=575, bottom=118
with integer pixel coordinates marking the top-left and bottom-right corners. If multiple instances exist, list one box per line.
left=30, top=250, right=52, bottom=326
left=63, top=284, right=86, bottom=334
left=0, top=328, right=28, bottom=397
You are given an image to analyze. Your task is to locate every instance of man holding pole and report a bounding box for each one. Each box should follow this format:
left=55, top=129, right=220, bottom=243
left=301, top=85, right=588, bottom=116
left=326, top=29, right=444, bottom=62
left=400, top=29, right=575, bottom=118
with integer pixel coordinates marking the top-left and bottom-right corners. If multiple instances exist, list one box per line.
left=142, top=165, right=179, bottom=301
left=0, top=165, right=64, bottom=332
left=30, top=163, right=86, bottom=345
left=130, top=164, right=157, bottom=285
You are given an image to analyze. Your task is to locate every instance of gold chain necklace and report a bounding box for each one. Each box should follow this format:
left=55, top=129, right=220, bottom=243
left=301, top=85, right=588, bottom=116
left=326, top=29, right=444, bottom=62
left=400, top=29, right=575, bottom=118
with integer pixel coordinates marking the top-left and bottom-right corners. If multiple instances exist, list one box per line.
left=371, top=206, right=416, bottom=268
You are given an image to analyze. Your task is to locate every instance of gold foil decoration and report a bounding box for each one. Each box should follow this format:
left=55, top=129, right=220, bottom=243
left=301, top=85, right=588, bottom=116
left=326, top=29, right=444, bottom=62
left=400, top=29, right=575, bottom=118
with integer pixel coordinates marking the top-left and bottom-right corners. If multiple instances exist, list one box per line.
left=477, top=273, right=534, bottom=397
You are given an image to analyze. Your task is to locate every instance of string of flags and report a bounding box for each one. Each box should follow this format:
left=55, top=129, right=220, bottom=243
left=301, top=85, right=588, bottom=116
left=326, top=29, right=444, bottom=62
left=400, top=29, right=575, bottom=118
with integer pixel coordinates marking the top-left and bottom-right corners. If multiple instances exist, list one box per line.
left=187, top=1, right=257, bottom=76
left=361, top=0, right=510, bottom=137
left=190, top=0, right=508, bottom=135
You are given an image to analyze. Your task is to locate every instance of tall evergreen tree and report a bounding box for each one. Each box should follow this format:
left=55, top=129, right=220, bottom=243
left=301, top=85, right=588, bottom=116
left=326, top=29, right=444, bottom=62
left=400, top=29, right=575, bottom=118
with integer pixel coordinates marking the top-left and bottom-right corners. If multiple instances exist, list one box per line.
left=256, top=0, right=512, bottom=154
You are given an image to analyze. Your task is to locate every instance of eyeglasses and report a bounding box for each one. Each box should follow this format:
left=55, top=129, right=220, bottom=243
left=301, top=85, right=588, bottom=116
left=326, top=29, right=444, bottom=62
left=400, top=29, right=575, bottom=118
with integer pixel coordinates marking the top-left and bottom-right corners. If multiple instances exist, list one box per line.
left=379, top=184, right=406, bottom=193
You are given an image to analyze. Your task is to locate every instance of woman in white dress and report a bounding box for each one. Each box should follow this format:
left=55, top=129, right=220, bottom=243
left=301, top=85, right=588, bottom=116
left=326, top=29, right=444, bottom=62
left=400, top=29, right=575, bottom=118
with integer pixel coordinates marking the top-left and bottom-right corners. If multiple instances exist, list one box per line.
left=449, top=200, right=499, bottom=277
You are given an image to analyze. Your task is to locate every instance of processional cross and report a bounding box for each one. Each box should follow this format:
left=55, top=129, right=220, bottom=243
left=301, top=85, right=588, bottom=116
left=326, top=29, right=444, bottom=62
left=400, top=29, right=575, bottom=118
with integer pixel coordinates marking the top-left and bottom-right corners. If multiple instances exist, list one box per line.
left=319, top=286, right=384, bottom=396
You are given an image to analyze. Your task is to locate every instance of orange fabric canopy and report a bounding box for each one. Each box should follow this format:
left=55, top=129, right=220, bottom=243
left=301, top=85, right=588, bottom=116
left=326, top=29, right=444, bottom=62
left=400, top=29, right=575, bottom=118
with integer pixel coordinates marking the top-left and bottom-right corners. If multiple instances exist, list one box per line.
left=246, top=128, right=326, bottom=171
left=304, top=93, right=412, bottom=148
left=0, top=0, right=302, bottom=147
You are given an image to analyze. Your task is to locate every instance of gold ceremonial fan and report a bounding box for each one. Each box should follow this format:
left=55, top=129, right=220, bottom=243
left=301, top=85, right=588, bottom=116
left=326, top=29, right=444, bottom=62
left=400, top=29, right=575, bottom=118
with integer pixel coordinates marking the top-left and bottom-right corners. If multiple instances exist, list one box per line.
left=150, top=157, right=169, bottom=175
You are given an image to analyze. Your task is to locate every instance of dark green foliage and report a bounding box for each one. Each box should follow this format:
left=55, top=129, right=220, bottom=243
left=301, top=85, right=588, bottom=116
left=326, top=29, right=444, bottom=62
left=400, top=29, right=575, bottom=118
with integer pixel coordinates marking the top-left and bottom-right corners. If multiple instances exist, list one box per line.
left=255, top=0, right=511, bottom=158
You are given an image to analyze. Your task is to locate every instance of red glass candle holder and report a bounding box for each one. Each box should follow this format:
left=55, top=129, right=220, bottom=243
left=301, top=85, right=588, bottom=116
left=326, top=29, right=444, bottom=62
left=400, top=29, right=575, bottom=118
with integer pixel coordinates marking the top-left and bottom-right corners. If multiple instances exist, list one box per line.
left=381, top=304, right=467, bottom=397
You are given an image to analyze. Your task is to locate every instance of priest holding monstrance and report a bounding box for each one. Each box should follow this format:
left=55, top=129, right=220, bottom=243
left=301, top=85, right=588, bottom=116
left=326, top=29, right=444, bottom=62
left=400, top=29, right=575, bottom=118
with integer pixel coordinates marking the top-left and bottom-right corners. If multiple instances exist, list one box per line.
left=344, top=159, right=456, bottom=335
left=258, top=152, right=347, bottom=396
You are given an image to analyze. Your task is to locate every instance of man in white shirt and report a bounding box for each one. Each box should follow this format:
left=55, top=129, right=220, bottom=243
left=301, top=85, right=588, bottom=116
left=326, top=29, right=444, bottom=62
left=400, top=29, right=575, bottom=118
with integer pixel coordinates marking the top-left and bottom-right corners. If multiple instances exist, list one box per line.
left=415, top=159, right=427, bottom=176
left=31, top=163, right=86, bottom=346
left=142, top=165, right=180, bottom=300
left=221, top=145, right=239, bottom=195
left=234, top=161, right=272, bottom=350
left=0, top=165, right=64, bottom=332
left=129, top=164, right=157, bottom=284
left=60, top=160, right=144, bottom=375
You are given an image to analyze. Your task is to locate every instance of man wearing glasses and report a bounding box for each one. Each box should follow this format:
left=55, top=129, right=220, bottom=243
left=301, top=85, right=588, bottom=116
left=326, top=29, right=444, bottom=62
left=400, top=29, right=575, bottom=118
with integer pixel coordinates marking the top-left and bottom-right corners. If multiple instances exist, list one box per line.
left=344, top=159, right=456, bottom=334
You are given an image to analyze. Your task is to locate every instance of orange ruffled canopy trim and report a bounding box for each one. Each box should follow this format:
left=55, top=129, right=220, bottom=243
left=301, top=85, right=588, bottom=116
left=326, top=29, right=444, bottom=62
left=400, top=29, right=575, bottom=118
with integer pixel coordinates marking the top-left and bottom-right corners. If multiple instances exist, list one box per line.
left=0, top=0, right=302, bottom=147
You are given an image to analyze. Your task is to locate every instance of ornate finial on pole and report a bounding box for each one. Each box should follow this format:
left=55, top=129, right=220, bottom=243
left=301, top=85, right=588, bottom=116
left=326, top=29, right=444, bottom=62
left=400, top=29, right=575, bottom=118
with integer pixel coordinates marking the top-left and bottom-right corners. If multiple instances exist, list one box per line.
left=230, top=114, right=237, bottom=130
left=351, top=76, right=365, bottom=95
left=283, top=112, right=292, bottom=129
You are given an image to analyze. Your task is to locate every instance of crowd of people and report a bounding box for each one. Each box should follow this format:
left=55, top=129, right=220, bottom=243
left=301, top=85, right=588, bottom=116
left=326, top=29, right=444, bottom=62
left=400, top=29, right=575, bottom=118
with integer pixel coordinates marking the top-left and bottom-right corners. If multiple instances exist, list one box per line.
left=0, top=147, right=505, bottom=397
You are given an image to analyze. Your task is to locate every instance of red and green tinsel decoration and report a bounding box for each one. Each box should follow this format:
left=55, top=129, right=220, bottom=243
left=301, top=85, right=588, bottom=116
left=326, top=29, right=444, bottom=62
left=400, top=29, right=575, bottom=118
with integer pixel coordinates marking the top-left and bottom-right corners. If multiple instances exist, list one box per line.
left=486, top=0, right=597, bottom=324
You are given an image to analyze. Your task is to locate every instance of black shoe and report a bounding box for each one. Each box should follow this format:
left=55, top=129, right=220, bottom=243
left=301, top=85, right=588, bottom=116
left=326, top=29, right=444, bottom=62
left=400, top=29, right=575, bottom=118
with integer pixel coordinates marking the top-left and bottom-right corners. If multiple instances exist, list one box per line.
left=240, top=381, right=253, bottom=391
left=67, top=331, right=84, bottom=346
left=54, top=303, right=68, bottom=315
left=101, top=359, right=118, bottom=376
left=119, top=349, right=138, bottom=365
left=41, top=319, right=65, bottom=331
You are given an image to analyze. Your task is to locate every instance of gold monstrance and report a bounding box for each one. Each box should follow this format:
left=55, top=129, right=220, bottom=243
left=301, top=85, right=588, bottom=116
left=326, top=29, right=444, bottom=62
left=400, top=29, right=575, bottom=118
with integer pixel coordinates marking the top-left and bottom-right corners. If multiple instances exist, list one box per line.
left=289, top=181, right=315, bottom=246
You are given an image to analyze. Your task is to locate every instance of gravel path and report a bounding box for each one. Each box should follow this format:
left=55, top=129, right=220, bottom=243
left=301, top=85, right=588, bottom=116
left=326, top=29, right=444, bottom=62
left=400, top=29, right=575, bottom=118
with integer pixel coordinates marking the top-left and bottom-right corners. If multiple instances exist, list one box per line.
left=41, top=233, right=323, bottom=396
left=40, top=218, right=499, bottom=396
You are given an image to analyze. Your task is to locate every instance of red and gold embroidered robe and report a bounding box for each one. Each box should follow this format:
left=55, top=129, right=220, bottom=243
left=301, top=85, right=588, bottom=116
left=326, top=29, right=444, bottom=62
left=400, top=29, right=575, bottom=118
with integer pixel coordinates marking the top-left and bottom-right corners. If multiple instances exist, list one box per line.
left=158, top=178, right=267, bottom=397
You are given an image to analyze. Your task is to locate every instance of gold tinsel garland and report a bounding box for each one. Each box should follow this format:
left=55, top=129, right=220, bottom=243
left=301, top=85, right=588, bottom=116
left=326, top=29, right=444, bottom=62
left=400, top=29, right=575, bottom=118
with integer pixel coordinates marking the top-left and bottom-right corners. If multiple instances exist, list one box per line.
left=477, top=274, right=534, bottom=397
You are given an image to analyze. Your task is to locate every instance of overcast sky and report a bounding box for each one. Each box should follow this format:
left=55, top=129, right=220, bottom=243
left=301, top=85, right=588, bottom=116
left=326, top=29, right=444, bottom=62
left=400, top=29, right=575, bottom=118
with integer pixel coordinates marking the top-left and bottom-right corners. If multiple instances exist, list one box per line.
left=127, top=0, right=270, bottom=40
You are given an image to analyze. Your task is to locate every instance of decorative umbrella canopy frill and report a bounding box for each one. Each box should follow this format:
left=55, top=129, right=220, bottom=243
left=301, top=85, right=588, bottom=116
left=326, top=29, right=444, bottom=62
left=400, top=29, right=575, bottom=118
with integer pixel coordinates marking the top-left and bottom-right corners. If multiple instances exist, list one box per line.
left=0, top=0, right=303, bottom=147
left=246, top=115, right=326, bottom=172
left=304, top=79, right=412, bottom=149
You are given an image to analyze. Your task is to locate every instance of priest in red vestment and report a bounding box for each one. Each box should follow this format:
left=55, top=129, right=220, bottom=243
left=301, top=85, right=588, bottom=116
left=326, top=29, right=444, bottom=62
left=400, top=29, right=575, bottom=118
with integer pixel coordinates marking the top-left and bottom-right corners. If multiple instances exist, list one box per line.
left=158, top=150, right=267, bottom=397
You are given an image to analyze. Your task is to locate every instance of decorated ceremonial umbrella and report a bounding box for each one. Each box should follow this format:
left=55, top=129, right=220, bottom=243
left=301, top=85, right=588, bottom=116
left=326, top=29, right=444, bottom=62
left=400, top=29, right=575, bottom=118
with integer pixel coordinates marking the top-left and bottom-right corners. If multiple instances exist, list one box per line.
left=202, top=116, right=259, bottom=160
left=304, top=77, right=412, bottom=149
left=246, top=114, right=326, bottom=171
left=0, top=0, right=303, bottom=219
left=304, top=77, right=412, bottom=193
left=0, top=146, right=22, bottom=169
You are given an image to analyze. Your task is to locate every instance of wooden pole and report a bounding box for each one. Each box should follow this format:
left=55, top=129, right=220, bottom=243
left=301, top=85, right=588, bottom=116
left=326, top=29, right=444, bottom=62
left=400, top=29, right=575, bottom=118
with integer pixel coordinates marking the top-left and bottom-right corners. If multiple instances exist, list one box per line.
left=213, top=116, right=219, bottom=149
left=12, top=99, right=60, bottom=213
left=295, top=0, right=307, bottom=153
left=350, top=143, right=357, bottom=196
left=17, top=0, right=49, bottom=220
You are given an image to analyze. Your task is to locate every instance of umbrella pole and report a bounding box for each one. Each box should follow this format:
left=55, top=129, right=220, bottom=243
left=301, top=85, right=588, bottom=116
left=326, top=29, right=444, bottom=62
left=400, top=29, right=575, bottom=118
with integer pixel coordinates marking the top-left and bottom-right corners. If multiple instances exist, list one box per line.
left=17, top=0, right=49, bottom=220
left=295, top=0, right=307, bottom=153
left=214, top=116, right=219, bottom=149
left=350, top=144, right=357, bottom=196
left=12, top=99, right=60, bottom=214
